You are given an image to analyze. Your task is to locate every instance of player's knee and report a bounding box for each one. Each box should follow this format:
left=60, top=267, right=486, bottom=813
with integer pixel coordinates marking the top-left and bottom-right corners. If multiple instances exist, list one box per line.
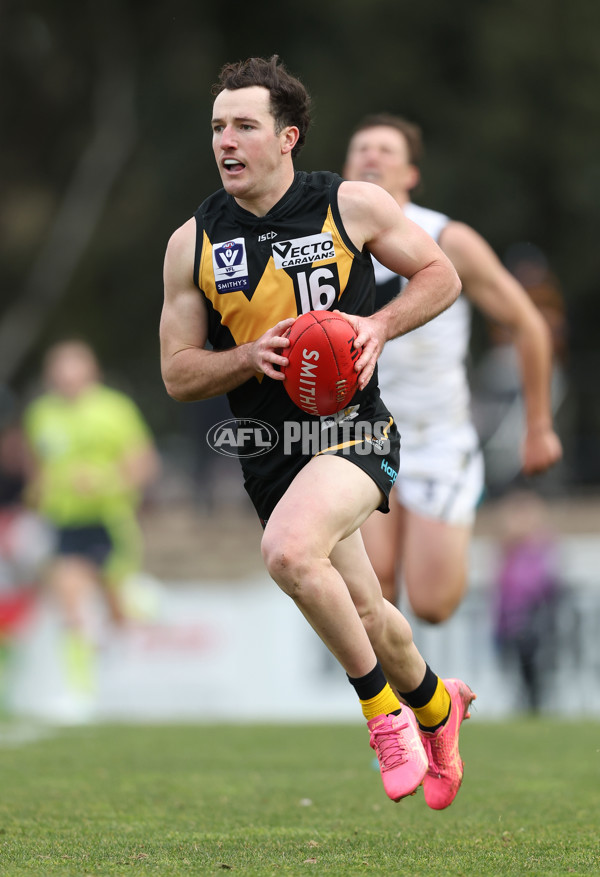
left=406, top=570, right=467, bottom=625
left=411, top=599, right=456, bottom=626
left=261, top=529, right=309, bottom=596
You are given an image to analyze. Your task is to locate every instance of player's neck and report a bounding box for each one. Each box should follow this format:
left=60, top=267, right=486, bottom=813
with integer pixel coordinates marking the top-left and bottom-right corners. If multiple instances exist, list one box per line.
left=234, top=168, right=296, bottom=217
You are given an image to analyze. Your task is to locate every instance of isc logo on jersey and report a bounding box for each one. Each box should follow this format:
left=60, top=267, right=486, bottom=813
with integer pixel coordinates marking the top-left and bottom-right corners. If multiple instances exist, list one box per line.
left=272, top=233, right=335, bottom=269
left=213, top=238, right=250, bottom=292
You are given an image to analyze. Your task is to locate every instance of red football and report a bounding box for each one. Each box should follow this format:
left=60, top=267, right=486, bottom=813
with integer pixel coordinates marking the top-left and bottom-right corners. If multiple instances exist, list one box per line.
left=281, top=311, right=360, bottom=416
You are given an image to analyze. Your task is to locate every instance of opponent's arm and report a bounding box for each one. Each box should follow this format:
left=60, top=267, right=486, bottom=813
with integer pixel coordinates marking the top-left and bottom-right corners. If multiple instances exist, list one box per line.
left=337, top=181, right=461, bottom=388
left=160, top=219, right=293, bottom=402
left=442, top=221, right=562, bottom=474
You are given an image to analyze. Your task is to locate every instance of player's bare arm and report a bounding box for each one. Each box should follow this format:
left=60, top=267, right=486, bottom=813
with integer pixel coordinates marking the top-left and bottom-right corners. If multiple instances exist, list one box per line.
left=160, top=219, right=293, bottom=401
left=441, top=221, right=563, bottom=473
left=337, top=181, right=461, bottom=388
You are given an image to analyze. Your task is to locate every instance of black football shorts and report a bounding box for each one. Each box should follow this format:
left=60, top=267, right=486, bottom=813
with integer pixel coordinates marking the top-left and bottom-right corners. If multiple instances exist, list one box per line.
left=242, top=393, right=401, bottom=527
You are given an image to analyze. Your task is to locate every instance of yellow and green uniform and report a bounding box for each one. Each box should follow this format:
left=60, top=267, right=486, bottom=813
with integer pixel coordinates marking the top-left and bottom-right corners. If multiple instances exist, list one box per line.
left=24, top=384, right=152, bottom=584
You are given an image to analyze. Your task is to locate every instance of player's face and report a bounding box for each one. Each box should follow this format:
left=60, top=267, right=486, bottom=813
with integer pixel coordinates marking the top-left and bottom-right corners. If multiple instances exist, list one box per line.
left=45, top=344, right=99, bottom=399
left=211, top=86, right=296, bottom=213
left=343, top=126, right=418, bottom=204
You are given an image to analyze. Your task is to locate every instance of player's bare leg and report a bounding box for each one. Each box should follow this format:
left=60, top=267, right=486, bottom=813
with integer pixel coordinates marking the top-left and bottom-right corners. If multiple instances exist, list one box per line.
left=44, top=556, right=99, bottom=719
left=328, top=514, right=476, bottom=809
left=360, top=491, right=406, bottom=604
left=261, top=454, right=394, bottom=678
left=261, top=453, right=430, bottom=800
left=262, top=454, right=429, bottom=691
left=329, top=526, right=425, bottom=692
left=45, top=556, right=98, bottom=630
left=402, top=512, right=471, bottom=624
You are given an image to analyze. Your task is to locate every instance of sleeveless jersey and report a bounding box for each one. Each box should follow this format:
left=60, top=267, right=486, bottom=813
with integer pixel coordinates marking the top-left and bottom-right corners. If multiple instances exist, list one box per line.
left=371, top=202, right=472, bottom=445
left=193, top=171, right=380, bottom=471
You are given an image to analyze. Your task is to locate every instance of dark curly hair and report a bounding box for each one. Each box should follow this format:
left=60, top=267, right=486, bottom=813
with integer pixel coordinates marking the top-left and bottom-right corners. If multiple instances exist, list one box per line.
left=212, top=55, right=311, bottom=159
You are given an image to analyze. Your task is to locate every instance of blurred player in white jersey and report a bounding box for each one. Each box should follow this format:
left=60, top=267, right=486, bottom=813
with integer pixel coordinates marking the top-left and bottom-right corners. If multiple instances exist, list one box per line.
left=344, top=114, right=563, bottom=624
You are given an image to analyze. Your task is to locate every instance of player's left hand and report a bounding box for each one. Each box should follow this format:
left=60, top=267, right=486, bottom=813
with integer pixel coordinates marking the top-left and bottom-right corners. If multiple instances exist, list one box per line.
left=521, top=426, right=563, bottom=475
left=332, top=310, right=386, bottom=391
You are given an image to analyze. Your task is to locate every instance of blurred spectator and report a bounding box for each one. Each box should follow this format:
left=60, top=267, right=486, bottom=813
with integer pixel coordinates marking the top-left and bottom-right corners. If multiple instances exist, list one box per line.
left=22, top=340, right=160, bottom=721
left=0, top=394, right=50, bottom=713
left=492, top=489, right=562, bottom=713
left=472, top=243, right=569, bottom=496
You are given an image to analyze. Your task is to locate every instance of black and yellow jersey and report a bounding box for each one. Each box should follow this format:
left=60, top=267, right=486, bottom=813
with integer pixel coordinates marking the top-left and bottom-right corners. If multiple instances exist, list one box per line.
left=193, top=171, right=379, bottom=425
left=193, top=170, right=400, bottom=506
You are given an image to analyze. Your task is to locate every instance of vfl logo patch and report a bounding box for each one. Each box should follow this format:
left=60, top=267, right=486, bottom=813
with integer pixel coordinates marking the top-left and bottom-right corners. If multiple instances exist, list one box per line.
left=213, top=238, right=249, bottom=292
left=272, top=232, right=335, bottom=269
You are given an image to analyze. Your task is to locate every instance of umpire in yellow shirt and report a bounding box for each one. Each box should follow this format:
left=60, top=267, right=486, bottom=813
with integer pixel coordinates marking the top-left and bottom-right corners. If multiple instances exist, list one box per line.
left=23, top=340, right=159, bottom=718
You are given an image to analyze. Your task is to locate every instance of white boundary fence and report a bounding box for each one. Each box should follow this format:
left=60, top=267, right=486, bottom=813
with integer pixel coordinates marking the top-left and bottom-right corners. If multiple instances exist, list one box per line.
left=6, top=536, right=600, bottom=723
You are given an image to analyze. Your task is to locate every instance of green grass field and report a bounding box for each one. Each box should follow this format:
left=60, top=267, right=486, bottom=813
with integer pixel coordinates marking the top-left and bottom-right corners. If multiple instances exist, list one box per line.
left=0, top=718, right=598, bottom=876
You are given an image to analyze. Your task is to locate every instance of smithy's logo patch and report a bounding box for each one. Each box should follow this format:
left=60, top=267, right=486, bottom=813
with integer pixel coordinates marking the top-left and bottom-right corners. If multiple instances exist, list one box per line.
left=272, top=233, right=335, bottom=269
left=213, top=238, right=249, bottom=292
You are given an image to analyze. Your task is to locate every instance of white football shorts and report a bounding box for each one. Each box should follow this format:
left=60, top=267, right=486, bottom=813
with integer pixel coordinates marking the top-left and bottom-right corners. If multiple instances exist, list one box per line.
left=395, top=421, right=484, bottom=525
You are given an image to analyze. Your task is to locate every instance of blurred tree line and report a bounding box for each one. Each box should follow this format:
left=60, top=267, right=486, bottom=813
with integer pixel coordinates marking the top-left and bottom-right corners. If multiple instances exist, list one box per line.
left=1, top=0, right=599, bottom=489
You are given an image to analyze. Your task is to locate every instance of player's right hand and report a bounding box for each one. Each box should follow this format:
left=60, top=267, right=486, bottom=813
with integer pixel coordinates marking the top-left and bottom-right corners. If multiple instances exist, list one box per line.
left=250, top=318, right=295, bottom=380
